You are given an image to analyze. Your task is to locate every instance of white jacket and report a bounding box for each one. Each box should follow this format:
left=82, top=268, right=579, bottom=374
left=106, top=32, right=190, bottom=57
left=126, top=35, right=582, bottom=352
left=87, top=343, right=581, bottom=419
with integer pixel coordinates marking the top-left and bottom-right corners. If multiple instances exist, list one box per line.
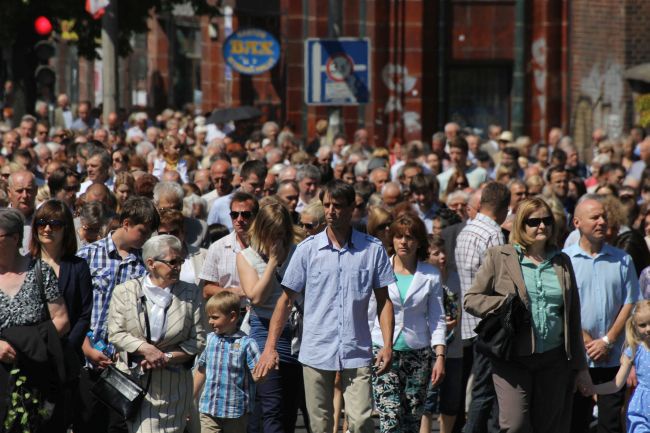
left=369, top=260, right=446, bottom=350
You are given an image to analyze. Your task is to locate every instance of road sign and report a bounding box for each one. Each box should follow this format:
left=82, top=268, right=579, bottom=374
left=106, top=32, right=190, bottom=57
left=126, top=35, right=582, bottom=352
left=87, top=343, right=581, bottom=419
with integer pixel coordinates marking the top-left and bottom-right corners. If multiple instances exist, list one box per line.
left=304, top=38, right=371, bottom=105
left=223, top=28, right=281, bottom=75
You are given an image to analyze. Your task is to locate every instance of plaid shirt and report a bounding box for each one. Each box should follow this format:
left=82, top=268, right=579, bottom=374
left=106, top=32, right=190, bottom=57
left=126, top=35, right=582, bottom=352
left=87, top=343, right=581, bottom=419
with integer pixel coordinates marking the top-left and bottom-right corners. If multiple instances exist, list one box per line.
left=77, top=233, right=146, bottom=339
left=456, top=213, right=505, bottom=339
left=198, top=331, right=260, bottom=418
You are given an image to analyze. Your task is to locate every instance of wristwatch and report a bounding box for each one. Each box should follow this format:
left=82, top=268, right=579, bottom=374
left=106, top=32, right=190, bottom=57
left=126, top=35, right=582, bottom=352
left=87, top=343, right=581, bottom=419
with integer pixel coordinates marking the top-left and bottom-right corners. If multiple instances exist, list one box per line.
left=601, top=335, right=613, bottom=351
left=164, top=352, right=173, bottom=359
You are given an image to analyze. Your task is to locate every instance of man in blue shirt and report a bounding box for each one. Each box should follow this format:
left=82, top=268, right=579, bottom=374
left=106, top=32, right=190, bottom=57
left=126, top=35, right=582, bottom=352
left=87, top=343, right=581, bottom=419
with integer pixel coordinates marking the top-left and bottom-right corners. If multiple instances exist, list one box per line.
left=254, top=180, right=395, bottom=433
left=564, top=195, right=640, bottom=433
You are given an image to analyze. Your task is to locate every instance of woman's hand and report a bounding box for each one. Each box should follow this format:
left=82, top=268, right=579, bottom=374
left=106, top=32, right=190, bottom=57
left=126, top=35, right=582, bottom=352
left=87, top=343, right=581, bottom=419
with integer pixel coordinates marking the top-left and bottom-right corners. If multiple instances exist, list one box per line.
left=138, top=342, right=168, bottom=370
left=431, top=355, right=446, bottom=387
left=374, top=347, right=393, bottom=375
left=0, top=341, right=16, bottom=363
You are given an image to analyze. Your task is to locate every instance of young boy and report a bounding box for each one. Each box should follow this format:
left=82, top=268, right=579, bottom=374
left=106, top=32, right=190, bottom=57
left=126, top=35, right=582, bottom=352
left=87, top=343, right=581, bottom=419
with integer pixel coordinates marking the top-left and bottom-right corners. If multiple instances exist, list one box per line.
left=193, top=292, right=260, bottom=433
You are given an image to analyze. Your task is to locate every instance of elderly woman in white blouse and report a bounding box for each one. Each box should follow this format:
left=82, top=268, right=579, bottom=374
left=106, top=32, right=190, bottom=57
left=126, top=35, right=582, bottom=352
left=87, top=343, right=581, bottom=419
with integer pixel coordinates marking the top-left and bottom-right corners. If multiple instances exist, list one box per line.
left=108, top=235, right=206, bottom=433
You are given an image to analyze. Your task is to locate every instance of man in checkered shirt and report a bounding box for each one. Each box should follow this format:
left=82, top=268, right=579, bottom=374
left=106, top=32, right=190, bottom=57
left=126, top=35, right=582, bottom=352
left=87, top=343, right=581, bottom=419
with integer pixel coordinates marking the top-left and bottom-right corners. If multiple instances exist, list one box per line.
left=456, top=182, right=510, bottom=433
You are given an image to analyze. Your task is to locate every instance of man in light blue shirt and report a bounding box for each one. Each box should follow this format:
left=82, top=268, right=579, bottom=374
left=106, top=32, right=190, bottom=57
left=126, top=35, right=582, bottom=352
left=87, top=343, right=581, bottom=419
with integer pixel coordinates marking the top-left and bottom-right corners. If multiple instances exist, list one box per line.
left=254, top=180, right=395, bottom=433
left=564, top=195, right=640, bottom=433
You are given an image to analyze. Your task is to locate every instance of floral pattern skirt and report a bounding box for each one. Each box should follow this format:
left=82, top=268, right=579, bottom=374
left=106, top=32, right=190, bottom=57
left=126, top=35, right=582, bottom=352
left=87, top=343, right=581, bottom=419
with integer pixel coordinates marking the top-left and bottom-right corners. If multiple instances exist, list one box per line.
left=371, top=346, right=432, bottom=433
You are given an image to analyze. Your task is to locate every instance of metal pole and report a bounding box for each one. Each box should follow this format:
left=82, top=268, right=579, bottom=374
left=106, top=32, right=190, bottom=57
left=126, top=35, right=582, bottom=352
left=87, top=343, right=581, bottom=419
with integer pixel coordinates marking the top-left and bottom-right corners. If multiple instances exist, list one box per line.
left=511, top=0, right=526, bottom=136
left=358, top=0, right=366, bottom=128
left=437, top=0, right=447, bottom=130
left=101, top=0, right=118, bottom=124
left=301, top=0, right=309, bottom=139
left=328, top=0, right=342, bottom=136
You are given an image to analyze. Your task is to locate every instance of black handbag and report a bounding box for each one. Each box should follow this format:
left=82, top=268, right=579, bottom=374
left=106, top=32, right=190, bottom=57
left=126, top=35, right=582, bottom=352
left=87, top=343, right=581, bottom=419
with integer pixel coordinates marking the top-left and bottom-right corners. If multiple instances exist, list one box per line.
left=474, top=293, right=530, bottom=361
left=90, top=292, right=152, bottom=420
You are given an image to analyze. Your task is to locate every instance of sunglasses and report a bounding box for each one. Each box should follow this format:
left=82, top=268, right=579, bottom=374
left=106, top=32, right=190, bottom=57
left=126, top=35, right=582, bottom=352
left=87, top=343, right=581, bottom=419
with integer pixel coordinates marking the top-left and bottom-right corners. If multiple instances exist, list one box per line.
left=524, top=216, right=554, bottom=228
left=230, top=211, right=253, bottom=220
left=155, top=258, right=185, bottom=268
left=376, top=223, right=391, bottom=231
left=36, top=219, right=66, bottom=230
left=64, top=184, right=80, bottom=192
left=158, top=229, right=181, bottom=237
left=299, top=221, right=315, bottom=230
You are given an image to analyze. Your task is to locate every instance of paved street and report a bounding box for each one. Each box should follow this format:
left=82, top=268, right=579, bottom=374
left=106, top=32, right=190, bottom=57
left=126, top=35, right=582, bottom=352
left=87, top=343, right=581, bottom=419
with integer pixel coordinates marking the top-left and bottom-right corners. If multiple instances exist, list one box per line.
left=293, top=410, right=441, bottom=432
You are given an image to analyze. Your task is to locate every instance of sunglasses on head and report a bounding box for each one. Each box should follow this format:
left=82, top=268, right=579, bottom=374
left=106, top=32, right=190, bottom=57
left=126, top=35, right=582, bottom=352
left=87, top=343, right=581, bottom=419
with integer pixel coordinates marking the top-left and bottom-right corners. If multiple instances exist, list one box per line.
left=230, top=211, right=253, bottom=220
left=524, top=216, right=554, bottom=228
left=36, top=219, right=65, bottom=230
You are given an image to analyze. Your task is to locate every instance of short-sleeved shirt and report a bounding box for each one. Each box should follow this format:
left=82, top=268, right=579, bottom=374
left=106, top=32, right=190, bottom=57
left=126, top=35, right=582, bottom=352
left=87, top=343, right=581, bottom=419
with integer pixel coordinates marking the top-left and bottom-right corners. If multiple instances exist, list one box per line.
left=281, top=229, right=395, bottom=371
left=197, top=331, right=260, bottom=418
left=0, top=260, right=60, bottom=332
left=206, top=191, right=234, bottom=229
left=199, top=231, right=242, bottom=293
left=77, top=233, right=146, bottom=338
left=564, top=243, right=641, bottom=368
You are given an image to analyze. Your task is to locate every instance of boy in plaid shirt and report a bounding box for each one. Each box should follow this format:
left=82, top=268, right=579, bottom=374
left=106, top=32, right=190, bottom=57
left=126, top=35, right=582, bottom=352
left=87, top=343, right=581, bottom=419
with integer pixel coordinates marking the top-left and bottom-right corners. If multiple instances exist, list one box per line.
left=193, top=292, right=260, bottom=432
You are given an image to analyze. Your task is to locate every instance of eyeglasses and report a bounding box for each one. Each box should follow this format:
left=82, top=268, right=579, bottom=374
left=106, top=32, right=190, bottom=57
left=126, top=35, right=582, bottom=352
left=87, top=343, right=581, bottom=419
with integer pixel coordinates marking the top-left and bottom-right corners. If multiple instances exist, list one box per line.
left=155, top=258, right=185, bottom=268
left=455, top=182, right=469, bottom=188
left=524, top=216, right=554, bottom=228
left=230, top=211, right=253, bottom=220
left=299, top=221, right=315, bottom=230
left=113, top=158, right=123, bottom=163
left=36, top=219, right=66, bottom=230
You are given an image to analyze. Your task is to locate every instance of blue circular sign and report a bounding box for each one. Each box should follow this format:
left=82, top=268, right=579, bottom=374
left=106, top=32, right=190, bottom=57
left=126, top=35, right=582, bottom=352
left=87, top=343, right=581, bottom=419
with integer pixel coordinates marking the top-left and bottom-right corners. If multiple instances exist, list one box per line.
left=223, top=28, right=280, bottom=75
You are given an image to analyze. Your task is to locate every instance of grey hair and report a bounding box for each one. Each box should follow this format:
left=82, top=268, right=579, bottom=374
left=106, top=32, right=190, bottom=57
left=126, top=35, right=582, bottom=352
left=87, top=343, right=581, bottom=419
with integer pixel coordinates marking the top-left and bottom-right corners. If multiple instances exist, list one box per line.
left=354, top=160, right=369, bottom=178
left=88, top=148, right=112, bottom=170
left=142, top=234, right=183, bottom=263
left=262, top=121, right=280, bottom=137
left=296, top=164, right=321, bottom=183
left=183, top=194, right=207, bottom=218
left=153, top=181, right=184, bottom=206
left=447, top=190, right=469, bottom=204
left=576, top=193, right=604, bottom=207
left=135, top=141, right=155, bottom=157
left=0, top=208, right=25, bottom=246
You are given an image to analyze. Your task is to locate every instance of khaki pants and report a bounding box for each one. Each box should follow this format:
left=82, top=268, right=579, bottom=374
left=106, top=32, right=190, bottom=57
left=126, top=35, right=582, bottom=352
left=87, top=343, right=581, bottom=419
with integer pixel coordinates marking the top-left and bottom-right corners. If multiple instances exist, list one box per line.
left=302, top=365, right=374, bottom=433
left=199, top=413, right=248, bottom=433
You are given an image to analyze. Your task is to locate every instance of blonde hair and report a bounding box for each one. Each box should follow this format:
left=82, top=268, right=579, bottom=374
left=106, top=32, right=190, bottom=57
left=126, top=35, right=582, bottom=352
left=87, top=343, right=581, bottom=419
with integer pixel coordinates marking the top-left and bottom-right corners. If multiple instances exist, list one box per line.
left=625, top=300, right=650, bottom=358
left=206, top=291, right=241, bottom=317
left=509, top=198, right=559, bottom=252
left=248, top=201, right=294, bottom=258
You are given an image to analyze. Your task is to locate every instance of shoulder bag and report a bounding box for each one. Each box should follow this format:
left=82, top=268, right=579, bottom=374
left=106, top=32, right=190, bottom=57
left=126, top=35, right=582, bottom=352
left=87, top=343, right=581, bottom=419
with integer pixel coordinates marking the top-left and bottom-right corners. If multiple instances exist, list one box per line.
left=90, top=283, right=152, bottom=420
left=474, top=292, right=529, bottom=361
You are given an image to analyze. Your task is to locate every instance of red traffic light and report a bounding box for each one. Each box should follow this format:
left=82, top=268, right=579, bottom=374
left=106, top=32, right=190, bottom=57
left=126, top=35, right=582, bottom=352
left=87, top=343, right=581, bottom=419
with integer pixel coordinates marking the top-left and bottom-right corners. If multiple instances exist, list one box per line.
left=34, top=16, right=53, bottom=36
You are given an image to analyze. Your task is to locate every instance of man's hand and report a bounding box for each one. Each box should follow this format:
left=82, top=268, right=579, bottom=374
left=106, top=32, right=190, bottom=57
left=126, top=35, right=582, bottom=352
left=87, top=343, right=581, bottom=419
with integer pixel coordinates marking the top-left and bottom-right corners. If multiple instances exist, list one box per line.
left=0, top=341, right=17, bottom=364
left=82, top=338, right=112, bottom=368
left=253, top=349, right=279, bottom=381
left=585, top=338, right=609, bottom=362
left=431, top=356, right=445, bottom=387
left=374, top=347, right=392, bottom=375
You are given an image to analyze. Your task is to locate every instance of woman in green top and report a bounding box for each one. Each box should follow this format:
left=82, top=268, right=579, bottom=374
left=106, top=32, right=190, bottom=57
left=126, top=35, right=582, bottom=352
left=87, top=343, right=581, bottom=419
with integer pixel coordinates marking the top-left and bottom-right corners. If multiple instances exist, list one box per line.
left=464, top=198, right=592, bottom=433
left=368, top=213, right=447, bottom=433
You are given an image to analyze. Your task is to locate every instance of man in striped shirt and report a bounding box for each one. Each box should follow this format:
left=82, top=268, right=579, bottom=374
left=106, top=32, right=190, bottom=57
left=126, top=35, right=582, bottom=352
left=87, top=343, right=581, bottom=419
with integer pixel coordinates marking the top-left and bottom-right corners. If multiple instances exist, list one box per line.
left=456, top=182, right=510, bottom=433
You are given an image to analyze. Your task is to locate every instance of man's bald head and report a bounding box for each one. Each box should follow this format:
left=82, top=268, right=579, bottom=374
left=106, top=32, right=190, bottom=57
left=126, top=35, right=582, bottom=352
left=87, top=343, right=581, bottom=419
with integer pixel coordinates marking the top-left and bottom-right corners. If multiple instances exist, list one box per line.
left=85, top=183, right=112, bottom=207
left=573, top=195, right=607, bottom=245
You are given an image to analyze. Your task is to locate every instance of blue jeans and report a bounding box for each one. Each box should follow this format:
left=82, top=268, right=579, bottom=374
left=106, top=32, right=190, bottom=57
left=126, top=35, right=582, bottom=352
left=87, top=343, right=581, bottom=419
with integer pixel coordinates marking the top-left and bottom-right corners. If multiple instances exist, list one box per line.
left=463, top=340, right=499, bottom=433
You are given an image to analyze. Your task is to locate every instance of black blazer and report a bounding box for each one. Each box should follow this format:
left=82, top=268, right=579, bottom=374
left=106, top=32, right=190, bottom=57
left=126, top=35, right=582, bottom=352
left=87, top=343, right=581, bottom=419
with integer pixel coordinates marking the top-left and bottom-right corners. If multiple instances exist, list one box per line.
left=59, top=256, right=93, bottom=351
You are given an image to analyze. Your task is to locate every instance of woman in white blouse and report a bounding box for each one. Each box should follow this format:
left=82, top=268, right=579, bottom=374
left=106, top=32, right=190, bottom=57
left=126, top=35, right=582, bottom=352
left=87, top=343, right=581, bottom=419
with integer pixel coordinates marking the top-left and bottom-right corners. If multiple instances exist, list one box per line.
left=368, top=213, right=447, bottom=433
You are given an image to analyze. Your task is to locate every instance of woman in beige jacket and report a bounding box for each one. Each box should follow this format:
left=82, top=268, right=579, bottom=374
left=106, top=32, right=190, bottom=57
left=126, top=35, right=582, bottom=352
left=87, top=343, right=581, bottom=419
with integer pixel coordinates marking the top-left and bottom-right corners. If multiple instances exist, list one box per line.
left=464, top=198, right=591, bottom=433
left=108, top=235, right=206, bottom=433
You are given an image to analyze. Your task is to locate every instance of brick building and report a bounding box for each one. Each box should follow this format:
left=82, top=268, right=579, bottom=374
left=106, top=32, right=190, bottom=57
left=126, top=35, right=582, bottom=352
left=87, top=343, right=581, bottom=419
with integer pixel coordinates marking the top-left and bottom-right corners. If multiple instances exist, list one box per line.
left=64, top=0, right=650, bottom=154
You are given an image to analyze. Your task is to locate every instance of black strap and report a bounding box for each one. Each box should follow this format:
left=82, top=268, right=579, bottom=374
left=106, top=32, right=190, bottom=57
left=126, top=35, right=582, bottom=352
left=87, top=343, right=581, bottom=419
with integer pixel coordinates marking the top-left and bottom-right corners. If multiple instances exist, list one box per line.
left=35, top=258, right=51, bottom=320
left=137, top=279, right=153, bottom=393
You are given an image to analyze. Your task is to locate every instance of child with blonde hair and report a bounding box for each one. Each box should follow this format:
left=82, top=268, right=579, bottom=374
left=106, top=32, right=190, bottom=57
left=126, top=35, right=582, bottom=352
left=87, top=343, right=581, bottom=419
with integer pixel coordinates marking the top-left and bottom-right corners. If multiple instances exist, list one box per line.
left=586, top=300, right=650, bottom=432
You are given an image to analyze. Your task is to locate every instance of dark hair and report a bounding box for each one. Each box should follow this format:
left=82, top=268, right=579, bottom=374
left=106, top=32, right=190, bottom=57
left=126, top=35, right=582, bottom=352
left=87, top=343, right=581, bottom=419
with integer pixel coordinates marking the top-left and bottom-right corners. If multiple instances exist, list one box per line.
left=240, top=159, right=268, bottom=182
left=30, top=199, right=77, bottom=258
left=353, top=180, right=375, bottom=202
left=600, top=162, right=625, bottom=176
left=551, top=148, right=567, bottom=165
left=119, top=196, right=160, bottom=229
left=480, top=182, right=511, bottom=213
left=230, top=191, right=260, bottom=215
left=208, top=223, right=230, bottom=243
left=546, top=165, right=567, bottom=182
left=333, top=132, right=347, bottom=143
left=410, top=173, right=438, bottom=197
left=134, top=173, right=158, bottom=198
left=319, top=180, right=355, bottom=207
left=568, top=176, right=586, bottom=198
left=47, top=168, right=68, bottom=197
left=503, top=146, right=520, bottom=160
left=387, top=214, right=429, bottom=260
left=448, top=137, right=469, bottom=155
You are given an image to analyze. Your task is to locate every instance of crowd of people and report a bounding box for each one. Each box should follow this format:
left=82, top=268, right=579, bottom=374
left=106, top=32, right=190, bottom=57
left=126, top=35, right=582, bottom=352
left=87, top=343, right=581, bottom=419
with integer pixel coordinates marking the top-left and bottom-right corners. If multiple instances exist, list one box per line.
left=0, top=93, right=649, bottom=433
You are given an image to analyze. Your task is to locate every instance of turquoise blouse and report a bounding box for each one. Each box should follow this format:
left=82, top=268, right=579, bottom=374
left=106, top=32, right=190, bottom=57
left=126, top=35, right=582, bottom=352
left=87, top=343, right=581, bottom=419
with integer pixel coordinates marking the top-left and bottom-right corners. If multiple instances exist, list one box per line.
left=515, top=245, right=564, bottom=353
left=393, top=273, right=414, bottom=351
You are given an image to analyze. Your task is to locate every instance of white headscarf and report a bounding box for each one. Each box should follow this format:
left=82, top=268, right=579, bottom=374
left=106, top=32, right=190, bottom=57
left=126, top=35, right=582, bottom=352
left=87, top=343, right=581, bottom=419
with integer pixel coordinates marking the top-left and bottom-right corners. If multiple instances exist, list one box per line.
left=142, top=276, right=173, bottom=342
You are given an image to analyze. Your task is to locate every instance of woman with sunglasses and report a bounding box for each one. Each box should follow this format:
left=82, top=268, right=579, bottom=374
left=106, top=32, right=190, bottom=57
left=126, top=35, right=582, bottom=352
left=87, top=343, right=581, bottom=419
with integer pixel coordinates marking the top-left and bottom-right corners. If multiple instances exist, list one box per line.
left=464, top=198, right=591, bottom=432
left=157, top=209, right=207, bottom=286
left=29, top=199, right=93, bottom=431
left=236, top=198, right=304, bottom=433
left=298, top=200, right=325, bottom=236
left=107, top=235, right=206, bottom=433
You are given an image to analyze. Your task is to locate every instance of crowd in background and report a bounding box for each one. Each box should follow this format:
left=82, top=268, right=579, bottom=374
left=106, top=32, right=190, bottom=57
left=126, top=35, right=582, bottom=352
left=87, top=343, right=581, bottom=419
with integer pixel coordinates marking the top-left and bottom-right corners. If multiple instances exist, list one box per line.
left=0, top=91, right=648, bottom=433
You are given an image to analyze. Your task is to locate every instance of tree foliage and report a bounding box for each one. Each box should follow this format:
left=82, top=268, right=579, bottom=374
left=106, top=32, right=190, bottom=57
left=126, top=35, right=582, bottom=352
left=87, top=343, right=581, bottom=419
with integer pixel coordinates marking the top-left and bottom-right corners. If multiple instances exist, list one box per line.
left=0, top=0, right=221, bottom=59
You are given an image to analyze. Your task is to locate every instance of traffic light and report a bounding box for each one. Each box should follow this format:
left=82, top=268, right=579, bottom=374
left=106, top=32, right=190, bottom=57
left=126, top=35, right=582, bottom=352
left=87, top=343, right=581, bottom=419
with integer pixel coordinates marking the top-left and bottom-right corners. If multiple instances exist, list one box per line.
left=33, top=18, right=56, bottom=89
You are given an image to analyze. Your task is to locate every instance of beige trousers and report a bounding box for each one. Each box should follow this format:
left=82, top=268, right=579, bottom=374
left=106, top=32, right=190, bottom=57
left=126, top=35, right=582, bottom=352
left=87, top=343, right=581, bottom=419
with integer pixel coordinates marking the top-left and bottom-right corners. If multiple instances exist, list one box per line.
left=199, top=413, right=248, bottom=433
left=302, top=365, right=374, bottom=433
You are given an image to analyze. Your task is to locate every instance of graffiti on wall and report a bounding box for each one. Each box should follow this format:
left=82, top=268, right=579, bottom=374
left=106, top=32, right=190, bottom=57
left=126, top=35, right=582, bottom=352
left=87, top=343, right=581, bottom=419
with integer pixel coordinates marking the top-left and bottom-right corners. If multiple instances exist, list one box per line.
left=572, top=59, right=624, bottom=161
left=381, top=63, right=421, bottom=143
left=531, top=38, right=547, bottom=138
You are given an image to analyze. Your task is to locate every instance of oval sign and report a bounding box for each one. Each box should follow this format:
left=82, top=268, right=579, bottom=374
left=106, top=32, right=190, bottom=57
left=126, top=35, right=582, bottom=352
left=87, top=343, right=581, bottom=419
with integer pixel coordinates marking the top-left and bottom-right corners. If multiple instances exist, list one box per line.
left=223, top=28, right=280, bottom=75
